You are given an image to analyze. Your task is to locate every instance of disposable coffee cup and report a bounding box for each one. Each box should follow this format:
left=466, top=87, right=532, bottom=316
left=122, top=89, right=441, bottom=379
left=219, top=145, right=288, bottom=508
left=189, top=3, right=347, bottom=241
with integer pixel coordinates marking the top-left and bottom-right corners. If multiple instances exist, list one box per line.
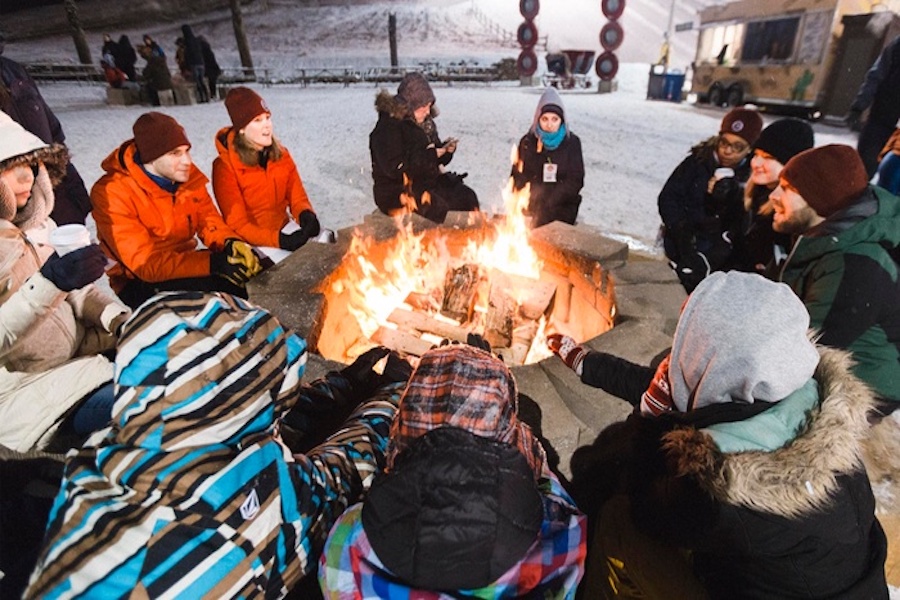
left=714, top=167, right=735, bottom=180
left=314, top=228, right=337, bottom=244
left=49, top=224, right=91, bottom=256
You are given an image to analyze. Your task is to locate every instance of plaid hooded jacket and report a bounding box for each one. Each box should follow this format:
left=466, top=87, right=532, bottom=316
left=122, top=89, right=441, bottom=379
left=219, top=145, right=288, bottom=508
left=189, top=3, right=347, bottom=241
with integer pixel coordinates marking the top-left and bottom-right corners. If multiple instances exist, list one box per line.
left=26, top=292, right=400, bottom=599
left=319, top=345, right=586, bottom=599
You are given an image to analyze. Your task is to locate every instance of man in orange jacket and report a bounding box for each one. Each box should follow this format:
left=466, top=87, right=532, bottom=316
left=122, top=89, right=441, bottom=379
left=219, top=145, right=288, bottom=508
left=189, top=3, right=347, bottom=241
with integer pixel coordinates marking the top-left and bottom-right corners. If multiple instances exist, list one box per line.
left=92, top=112, right=261, bottom=309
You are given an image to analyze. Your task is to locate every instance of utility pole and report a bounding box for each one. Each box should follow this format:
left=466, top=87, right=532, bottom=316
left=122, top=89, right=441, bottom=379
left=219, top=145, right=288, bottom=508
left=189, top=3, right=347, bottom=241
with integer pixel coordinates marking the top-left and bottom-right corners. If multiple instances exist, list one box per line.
left=63, top=0, right=91, bottom=65
left=228, top=0, right=255, bottom=78
left=389, top=13, right=398, bottom=69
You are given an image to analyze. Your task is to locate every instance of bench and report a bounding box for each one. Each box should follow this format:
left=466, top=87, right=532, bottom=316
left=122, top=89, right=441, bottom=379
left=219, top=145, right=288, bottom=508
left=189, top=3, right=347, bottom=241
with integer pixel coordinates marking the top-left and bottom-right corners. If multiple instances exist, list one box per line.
left=25, top=63, right=103, bottom=84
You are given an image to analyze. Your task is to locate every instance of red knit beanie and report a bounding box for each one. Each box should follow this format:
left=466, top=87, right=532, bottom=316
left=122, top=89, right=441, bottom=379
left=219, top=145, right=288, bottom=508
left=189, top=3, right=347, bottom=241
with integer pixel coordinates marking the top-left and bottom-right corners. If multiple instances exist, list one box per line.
left=225, top=87, right=269, bottom=131
left=720, top=107, right=762, bottom=146
left=132, top=112, right=190, bottom=163
left=781, top=144, right=869, bottom=218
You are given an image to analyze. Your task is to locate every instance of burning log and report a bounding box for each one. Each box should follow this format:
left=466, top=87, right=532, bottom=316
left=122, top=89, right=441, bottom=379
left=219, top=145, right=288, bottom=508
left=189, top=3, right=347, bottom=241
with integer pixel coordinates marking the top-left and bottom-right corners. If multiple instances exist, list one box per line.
left=489, top=270, right=557, bottom=320
left=441, top=264, right=481, bottom=323
left=485, top=283, right=515, bottom=349
left=372, top=326, right=434, bottom=357
left=387, top=308, right=471, bottom=343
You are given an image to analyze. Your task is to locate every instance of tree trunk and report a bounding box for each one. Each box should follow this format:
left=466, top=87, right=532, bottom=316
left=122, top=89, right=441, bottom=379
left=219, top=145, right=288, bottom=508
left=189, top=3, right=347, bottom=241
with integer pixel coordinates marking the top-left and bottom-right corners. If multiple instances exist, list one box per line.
left=63, top=0, right=92, bottom=65
left=389, top=13, right=398, bottom=69
left=228, top=0, right=255, bottom=78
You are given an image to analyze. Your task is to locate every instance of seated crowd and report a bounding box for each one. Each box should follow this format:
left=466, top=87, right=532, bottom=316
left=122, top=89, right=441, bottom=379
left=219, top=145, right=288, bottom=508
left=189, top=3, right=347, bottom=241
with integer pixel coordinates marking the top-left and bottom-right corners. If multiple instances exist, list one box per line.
left=0, top=68, right=897, bottom=599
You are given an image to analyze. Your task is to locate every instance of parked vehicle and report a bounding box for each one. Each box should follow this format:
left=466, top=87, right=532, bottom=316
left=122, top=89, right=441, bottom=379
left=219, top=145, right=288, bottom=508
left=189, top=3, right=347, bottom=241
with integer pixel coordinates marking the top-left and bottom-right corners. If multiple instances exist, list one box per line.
left=542, top=50, right=595, bottom=89
left=690, top=0, right=900, bottom=120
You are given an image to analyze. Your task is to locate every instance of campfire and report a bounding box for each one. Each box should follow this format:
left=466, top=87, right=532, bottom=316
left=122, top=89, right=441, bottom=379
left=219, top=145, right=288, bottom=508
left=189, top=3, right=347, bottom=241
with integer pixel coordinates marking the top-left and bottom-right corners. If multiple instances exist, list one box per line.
left=312, top=176, right=617, bottom=367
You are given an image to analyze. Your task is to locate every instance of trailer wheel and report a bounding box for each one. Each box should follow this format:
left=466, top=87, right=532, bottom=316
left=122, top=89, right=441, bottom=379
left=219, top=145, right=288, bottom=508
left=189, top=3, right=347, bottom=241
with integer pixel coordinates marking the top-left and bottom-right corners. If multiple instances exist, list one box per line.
left=726, top=84, right=744, bottom=107
left=708, top=83, right=724, bottom=106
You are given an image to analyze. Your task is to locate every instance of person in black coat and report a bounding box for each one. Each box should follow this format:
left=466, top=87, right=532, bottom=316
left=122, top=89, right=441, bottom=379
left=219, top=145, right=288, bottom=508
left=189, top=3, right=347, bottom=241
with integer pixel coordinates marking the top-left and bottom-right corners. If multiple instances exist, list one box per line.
left=511, top=86, right=584, bottom=228
left=733, top=118, right=813, bottom=274
left=369, top=72, right=478, bottom=223
left=849, top=35, right=900, bottom=178
left=180, top=24, right=208, bottom=103
left=0, top=40, right=92, bottom=225
left=198, top=36, right=221, bottom=101
left=552, top=272, right=889, bottom=600
left=113, top=35, right=137, bottom=82
left=658, top=107, right=762, bottom=292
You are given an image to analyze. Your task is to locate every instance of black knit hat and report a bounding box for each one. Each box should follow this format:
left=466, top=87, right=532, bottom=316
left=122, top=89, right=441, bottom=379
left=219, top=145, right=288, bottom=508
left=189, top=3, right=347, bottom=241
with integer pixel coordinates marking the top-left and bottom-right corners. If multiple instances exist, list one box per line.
left=540, top=103, right=565, bottom=121
left=755, top=119, right=815, bottom=165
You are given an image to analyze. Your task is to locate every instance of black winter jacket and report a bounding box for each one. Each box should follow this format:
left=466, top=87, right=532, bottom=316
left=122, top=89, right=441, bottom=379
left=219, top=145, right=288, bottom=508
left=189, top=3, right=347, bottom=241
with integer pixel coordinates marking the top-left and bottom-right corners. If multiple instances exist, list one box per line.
left=658, top=138, right=749, bottom=268
left=512, top=131, right=584, bottom=228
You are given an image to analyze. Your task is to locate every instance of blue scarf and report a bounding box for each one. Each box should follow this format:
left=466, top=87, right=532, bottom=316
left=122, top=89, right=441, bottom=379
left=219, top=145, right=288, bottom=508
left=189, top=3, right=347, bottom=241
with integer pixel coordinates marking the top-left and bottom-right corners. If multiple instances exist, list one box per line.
left=137, top=153, right=180, bottom=193
left=537, top=124, right=566, bottom=151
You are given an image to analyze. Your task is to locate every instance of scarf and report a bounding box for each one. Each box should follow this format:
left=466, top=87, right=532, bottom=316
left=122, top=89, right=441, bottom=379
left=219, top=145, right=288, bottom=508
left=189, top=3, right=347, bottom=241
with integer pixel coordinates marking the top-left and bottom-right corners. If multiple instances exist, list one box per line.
left=537, top=124, right=566, bottom=151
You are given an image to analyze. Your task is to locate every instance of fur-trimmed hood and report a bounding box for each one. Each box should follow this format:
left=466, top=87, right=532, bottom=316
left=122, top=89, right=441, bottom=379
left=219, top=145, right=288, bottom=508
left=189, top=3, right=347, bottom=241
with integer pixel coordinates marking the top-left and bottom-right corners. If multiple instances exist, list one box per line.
left=374, top=89, right=438, bottom=122
left=664, top=345, right=873, bottom=519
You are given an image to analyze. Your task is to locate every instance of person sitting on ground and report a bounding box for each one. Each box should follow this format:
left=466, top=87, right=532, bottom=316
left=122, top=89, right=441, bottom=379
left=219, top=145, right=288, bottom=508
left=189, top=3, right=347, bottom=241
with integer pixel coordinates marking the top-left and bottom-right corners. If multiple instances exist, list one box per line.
left=91, top=112, right=261, bottom=309
left=213, top=87, right=321, bottom=252
left=511, top=86, right=585, bottom=228
left=137, top=43, right=173, bottom=107
left=733, top=117, right=814, bottom=274
left=658, top=107, right=762, bottom=292
left=0, top=112, right=129, bottom=453
left=319, top=342, right=587, bottom=599
left=26, top=292, right=409, bottom=598
left=770, top=144, right=900, bottom=420
left=561, top=271, right=888, bottom=599
left=370, top=72, right=479, bottom=223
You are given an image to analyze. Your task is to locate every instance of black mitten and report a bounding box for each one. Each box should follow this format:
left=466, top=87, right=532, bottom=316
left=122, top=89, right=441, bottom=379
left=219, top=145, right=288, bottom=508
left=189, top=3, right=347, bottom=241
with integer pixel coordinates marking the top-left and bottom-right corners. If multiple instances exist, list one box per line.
left=279, top=229, right=309, bottom=251
left=40, top=245, right=106, bottom=291
left=298, top=210, right=320, bottom=239
left=674, top=252, right=710, bottom=293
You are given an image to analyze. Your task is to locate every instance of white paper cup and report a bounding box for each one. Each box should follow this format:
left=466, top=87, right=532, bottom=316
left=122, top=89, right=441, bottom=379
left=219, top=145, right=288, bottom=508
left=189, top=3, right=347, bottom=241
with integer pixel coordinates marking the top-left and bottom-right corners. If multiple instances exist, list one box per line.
left=49, top=224, right=91, bottom=256
left=714, top=167, right=735, bottom=180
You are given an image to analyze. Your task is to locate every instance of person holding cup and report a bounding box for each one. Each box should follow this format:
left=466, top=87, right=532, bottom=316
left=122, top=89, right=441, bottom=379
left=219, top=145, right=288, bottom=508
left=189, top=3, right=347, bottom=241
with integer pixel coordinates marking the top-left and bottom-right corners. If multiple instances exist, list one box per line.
left=658, top=107, right=762, bottom=291
left=0, top=111, right=130, bottom=453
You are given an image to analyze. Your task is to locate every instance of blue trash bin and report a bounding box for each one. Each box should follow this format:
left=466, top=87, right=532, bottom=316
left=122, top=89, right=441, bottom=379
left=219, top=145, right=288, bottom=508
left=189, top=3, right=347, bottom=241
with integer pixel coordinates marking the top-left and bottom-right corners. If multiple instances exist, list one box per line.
left=662, top=72, right=685, bottom=102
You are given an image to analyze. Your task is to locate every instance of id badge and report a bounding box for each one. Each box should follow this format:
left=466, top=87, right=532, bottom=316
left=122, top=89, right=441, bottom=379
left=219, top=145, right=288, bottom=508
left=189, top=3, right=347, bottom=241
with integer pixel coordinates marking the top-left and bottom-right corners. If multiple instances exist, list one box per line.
left=543, top=162, right=558, bottom=183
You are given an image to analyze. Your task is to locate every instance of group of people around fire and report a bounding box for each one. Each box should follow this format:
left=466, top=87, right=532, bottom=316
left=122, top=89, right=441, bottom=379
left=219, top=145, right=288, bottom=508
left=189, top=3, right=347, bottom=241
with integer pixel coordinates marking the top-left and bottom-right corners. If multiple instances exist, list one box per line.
left=0, top=60, right=897, bottom=599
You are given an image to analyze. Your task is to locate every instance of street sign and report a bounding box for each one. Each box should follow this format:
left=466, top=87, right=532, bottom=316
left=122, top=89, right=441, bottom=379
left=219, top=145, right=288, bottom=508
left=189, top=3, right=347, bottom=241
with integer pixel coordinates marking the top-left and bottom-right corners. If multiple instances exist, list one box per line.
left=675, top=21, right=693, bottom=32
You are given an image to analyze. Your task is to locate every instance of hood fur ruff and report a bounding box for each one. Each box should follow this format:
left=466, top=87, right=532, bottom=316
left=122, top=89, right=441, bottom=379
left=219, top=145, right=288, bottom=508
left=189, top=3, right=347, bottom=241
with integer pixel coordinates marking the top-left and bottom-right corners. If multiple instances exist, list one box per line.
left=374, top=89, right=438, bottom=121
left=663, top=346, right=873, bottom=519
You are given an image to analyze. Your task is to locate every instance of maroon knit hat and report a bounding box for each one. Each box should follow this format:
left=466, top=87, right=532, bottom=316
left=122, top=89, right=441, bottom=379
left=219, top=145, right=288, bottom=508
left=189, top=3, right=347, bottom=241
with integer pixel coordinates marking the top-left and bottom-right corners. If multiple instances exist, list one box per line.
left=781, top=144, right=869, bottom=218
left=720, top=107, right=763, bottom=146
left=132, top=112, right=190, bottom=163
left=225, top=86, right=270, bottom=131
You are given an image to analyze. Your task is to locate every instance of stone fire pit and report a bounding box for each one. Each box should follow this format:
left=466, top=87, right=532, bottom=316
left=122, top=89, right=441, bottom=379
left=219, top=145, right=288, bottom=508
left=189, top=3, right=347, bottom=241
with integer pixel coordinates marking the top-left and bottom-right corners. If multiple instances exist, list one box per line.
left=248, top=212, right=687, bottom=476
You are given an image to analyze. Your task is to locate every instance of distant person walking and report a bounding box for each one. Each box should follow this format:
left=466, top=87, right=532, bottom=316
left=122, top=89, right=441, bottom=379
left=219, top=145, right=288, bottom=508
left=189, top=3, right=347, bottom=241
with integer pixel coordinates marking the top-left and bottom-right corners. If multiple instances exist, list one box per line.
left=180, top=24, right=208, bottom=103
left=198, top=35, right=221, bottom=101
left=849, top=35, right=900, bottom=178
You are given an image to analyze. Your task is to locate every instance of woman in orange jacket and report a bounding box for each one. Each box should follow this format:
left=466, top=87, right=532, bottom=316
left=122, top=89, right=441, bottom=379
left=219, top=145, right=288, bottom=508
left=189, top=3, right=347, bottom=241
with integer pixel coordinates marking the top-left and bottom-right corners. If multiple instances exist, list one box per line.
left=213, top=87, right=320, bottom=251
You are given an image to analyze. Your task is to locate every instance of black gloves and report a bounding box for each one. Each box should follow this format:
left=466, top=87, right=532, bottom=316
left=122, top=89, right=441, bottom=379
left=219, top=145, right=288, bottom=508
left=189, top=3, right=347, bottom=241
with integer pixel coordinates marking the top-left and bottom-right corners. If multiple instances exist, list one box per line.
left=710, top=177, right=739, bottom=202
left=210, top=238, right=261, bottom=286
left=299, top=210, right=320, bottom=240
left=340, top=346, right=413, bottom=399
left=279, top=229, right=308, bottom=251
left=672, top=251, right=710, bottom=293
left=40, top=245, right=106, bottom=291
left=441, top=172, right=468, bottom=186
